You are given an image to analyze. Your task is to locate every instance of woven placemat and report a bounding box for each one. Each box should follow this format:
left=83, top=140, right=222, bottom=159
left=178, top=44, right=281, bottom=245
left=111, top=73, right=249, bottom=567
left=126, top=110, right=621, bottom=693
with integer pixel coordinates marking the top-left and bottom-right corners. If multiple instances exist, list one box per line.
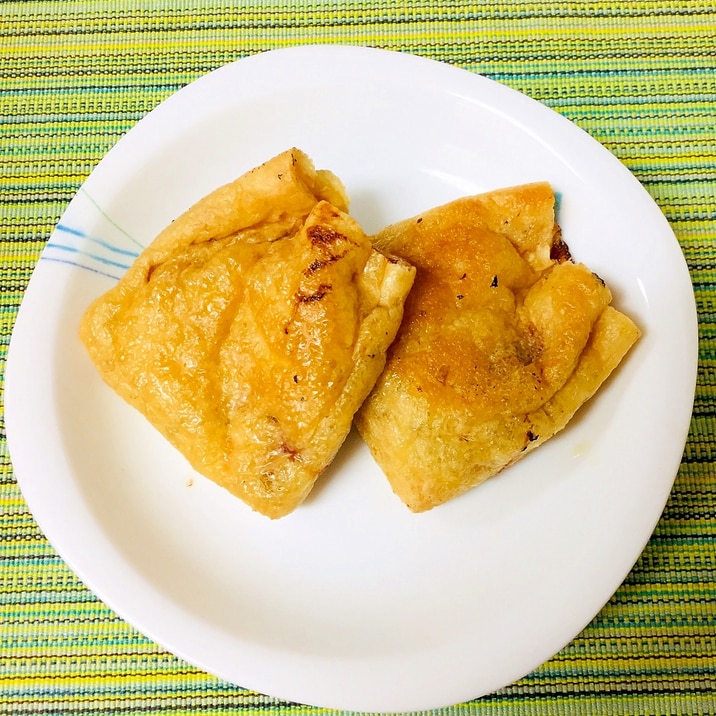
left=2, top=1, right=714, bottom=714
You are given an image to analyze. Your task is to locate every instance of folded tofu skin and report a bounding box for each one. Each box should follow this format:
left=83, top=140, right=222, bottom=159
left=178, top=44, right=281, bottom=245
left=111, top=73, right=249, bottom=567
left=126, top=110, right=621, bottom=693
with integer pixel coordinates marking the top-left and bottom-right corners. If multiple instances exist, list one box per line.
left=81, top=153, right=637, bottom=519
left=357, top=182, right=641, bottom=512
left=80, top=149, right=415, bottom=518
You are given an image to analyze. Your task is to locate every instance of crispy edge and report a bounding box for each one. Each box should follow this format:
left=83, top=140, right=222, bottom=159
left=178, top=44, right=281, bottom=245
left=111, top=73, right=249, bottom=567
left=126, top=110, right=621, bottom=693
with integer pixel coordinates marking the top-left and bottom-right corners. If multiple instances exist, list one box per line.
left=235, top=250, right=416, bottom=519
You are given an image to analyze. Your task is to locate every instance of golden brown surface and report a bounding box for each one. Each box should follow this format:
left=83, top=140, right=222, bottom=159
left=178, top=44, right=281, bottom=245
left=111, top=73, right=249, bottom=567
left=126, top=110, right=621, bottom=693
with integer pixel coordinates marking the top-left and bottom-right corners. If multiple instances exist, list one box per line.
left=80, top=149, right=415, bottom=518
left=357, top=182, right=641, bottom=512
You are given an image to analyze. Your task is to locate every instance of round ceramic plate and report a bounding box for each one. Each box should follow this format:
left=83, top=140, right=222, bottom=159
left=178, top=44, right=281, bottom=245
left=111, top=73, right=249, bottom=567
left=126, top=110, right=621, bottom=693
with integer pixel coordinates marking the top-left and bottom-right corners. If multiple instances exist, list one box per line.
left=5, top=46, right=698, bottom=712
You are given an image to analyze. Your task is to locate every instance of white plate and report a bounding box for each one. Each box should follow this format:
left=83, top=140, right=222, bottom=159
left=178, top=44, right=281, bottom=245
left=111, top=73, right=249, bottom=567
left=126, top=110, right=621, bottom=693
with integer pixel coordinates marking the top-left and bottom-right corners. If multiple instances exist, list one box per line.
left=4, top=46, right=697, bottom=712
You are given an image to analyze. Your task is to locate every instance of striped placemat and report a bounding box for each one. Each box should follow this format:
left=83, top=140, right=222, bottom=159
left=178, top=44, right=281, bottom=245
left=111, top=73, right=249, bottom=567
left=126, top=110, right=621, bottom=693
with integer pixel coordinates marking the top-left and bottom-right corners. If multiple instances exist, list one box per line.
left=2, top=1, right=715, bottom=714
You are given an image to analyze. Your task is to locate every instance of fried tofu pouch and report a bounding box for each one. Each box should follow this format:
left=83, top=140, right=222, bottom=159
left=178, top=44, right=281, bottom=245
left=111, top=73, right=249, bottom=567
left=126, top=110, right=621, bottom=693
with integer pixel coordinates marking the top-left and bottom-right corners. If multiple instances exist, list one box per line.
left=356, top=182, right=640, bottom=512
left=80, top=149, right=415, bottom=518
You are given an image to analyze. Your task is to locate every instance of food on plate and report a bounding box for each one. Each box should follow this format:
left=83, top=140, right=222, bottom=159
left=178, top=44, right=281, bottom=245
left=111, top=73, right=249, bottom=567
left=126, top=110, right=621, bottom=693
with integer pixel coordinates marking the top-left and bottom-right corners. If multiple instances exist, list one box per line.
left=356, top=182, right=641, bottom=512
left=79, top=148, right=415, bottom=519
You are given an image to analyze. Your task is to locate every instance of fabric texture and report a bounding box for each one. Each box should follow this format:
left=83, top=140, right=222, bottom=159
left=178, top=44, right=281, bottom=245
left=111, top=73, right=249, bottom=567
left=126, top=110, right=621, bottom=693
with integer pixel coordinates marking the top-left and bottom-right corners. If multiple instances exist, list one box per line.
left=1, top=1, right=715, bottom=714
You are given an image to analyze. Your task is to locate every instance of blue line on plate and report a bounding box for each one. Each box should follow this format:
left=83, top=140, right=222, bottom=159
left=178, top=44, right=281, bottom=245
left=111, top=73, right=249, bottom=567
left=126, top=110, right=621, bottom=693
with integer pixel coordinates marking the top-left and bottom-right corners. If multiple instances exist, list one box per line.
left=55, top=224, right=140, bottom=258
left=40, top=255, right=122, bottom=282
left=45, top=242, right=132, bottom=272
